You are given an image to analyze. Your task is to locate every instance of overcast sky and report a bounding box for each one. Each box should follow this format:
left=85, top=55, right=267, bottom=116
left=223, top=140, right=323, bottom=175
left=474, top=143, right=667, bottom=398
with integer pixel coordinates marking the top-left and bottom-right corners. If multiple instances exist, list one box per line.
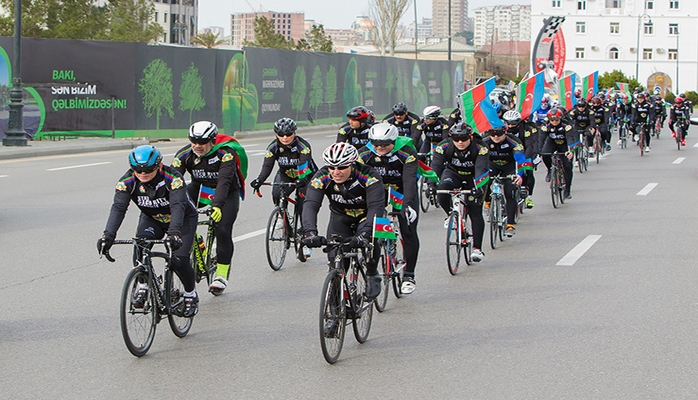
left=199, top=0, right=531, bottom=35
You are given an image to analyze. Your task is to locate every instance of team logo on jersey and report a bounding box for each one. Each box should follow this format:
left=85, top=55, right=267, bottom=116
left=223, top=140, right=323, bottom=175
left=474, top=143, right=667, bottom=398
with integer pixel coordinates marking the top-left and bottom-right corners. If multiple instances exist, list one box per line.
left=375, top=156, right=382, bottom=163
left=478, top=146, right=488, bottom=156
left=172, top=158, right=182, bottom=168
left=222, top=153, right=234, bottom=163
left=171, top=177, right=184, bottom=189
left=139, top=185, right=146, bottom=193
left=345, top=209, right=364, bottom=218
left=116, top=182, right=127, bottom=191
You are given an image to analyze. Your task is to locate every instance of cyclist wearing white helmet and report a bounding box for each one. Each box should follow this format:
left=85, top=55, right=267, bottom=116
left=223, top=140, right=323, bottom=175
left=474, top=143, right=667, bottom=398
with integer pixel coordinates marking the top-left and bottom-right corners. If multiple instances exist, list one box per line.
left=502, top=110, right=538, bottom=208
left=417, top=105, right=449, bottom=157
left=302, top=142, right=385, bottom=300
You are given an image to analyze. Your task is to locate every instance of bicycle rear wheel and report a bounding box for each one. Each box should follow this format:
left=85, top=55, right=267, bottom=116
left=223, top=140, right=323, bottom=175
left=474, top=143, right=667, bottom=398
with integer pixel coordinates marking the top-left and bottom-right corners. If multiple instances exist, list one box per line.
left=265, top=207, right=287, bottom=271
left=558, top=169, right=566, bottom=204
left=166, top=268, right=194, bottom=338
left=676, top=126, right=682, bottom=150
left=120, top=267, right=157, bottom=357
left=446, top=212, right=461, bottom=275
left=581, top=147, right=589, bottom=171
left=351, top=264, right=373, bottom=343
left=419, top=176, right=431, bottom=213
left=594, top=136, right=601, bottom=164
left=319, top=269, right=346, bottom=364
left=292, top=211, right=307, bottom=263
left=488, top=199, right=498, bottom=249
left=375, top=242, right=390, bottom=312
left=550, top=166, right=559, bottom=209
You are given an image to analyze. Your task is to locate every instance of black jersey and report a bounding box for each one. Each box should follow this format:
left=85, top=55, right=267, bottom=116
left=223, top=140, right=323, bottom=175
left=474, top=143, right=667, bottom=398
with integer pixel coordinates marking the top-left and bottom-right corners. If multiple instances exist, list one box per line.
left=431, top=137, right=489, bottom=186
left=482, top=134, right=526, bottom=174
left=357, top=141, right=419, bottom=209
left=255, top=135, right=317, bottom=182
left=337, top=123, right=372, bottom=148
left=172, top=143, right=241, bottom=207
left=417, top=118, right=449, bottom=146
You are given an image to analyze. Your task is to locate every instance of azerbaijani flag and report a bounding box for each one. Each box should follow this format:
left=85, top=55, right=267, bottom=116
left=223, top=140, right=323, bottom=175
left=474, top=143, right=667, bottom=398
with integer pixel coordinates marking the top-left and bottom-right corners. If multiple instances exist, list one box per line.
left=387, top=187, right=404, bottom=210
left=198, top=186, right=215, bottom=205
left=558, top=73, right=578, bottom=111
left=516, top=71, right=545, bottom=120
left=582, top=71, right=598, bottom=100
left=460, top=77, right=505, bottom=134
left=373, top=216, right=397, bottom=240
left=616, top=82, right=631, bottom=96
left=474, top=171, right=490, bottom=189
left=297, top=160, right=312, bottom=179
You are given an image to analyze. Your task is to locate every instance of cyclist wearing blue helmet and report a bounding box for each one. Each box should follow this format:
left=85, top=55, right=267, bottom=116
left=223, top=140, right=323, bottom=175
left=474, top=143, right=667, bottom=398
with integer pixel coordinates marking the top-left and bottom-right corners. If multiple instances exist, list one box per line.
left=98, top=145, right=200, bottom=317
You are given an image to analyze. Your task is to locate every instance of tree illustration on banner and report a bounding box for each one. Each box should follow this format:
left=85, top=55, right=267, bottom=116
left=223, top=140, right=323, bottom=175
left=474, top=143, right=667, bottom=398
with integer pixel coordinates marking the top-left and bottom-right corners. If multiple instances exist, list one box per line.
left=412, top=63, right=428, bottom=115
left=179, top=63, right=205, bottom=126
left=292, top=66, right=307, bottom=121
left=325, top=65, right=337, bottom=119
left=442, top=70, right=451, bottom=104
left=139, top=59, right=174, bottom=130
left=386, top=69, right=395, bottom=106
left=343, top=58, right=363, bottom=114
left=309, top=65, right=323, bottom=119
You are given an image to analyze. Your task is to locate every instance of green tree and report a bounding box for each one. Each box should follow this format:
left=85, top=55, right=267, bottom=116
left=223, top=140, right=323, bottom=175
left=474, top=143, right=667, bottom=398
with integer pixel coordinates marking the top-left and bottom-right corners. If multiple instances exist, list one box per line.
left=103, top=0, right=164, bottom=43
left=308, top=66, right=323, bottom=115
left=191, top=32, right=226, bottom=48
left=296, top=24, right=334, bottom=52
left=291, top=66, right=307, bottom=120
left=139, top=59, right=174, bottom=130
left=179, top=63, right=205, bottom=125
left=325, top=65, right=337, bottom=118
left=243, top=16, right=294, bottom=49
left=598, top=70, right=641, bottom=94
left=455, top=30, right=474, bottom=45
left=442, top=70, right=451, bottom=103
left=386, top=69, right=395, bottom=106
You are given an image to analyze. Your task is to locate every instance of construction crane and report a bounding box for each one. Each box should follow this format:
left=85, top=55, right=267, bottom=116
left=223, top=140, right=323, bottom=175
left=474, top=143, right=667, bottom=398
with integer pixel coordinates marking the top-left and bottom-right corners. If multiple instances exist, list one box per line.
left=243, top=0, right=265, bottom=12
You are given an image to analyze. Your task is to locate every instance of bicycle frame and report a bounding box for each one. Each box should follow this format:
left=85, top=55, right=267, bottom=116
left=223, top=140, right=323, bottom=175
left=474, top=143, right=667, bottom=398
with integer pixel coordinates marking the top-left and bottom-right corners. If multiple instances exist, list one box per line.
left=192, top=207, right=216, bottom=285
left=256, top=181, right=306, bottom=269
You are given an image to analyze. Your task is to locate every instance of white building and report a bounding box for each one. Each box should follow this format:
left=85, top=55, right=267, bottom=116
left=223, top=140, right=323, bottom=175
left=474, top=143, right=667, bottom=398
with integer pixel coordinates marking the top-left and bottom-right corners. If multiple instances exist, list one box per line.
left=402, top=18, right=433, bottom=44
left=474, top=5, right=531, bottom=48
left=532, top=0, right=696, bottom=93
left=149, top=0, right=197, bottom=45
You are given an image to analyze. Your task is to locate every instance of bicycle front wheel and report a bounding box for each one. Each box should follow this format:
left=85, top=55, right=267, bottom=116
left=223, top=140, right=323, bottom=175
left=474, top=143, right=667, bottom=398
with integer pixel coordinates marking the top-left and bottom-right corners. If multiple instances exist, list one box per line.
left=488, top=199, right=498, bottom=249
left=166, top=268, right=194, bottom=338
left=375, top=243, right=390, bottom=312
left=497, top=199, right=507, bottom=242
left=120, top=267, right=157, bottom=357
left=419, top=176, right=431, bottom=213
left=550, top=166, right=559, bottom=209
left=463, top=214, right=473, bottom=265
left=265, top=207, right=288, bottom=271
left=391, top=237, right=405, bottom=298
left=446, top=212, right=461, bottom=275
left=676, top=127, right=682, bottom=151
left=319, top=269, right=346, bottom=364
left=352, top=265, right=373, bottom=344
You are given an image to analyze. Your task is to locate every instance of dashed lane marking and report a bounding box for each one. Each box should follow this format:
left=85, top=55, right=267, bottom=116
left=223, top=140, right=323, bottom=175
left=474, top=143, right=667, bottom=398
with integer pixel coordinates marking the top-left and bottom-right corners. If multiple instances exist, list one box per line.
left=556, top=235, right=602, bottom=266
left=673, top=157, right=686, bottom=164
left=47, top=162, right=112, bottom=171
left=636, top=183, right=658, bottom=196
left=233, top=228, right=266, bottom=243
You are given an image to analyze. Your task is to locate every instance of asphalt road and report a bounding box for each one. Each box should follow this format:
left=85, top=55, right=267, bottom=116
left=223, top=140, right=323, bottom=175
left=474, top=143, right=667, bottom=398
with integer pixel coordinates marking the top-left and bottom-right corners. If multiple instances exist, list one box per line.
left=1, top=128, right=697, bottom=399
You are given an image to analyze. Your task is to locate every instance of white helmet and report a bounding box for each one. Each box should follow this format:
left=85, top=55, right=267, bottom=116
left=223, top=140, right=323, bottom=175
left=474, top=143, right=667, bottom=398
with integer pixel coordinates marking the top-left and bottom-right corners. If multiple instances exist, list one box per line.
left=322, top=142, right=358, bottom=167
left=502, top=110, right=522, bottom=125
left=422, top=106, right=441, bottom=119
left=189, top=121, right=218, bottom=143
left=369, top=123, right=398, bottom=142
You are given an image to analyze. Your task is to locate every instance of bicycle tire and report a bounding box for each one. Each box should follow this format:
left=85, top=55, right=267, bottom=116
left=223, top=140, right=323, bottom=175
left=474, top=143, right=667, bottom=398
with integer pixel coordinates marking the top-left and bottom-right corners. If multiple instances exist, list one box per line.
left=498, top=198, right=507, bottom=242
left=265, top=207, right=287, bottom=271
left=550, top=165, right=559, bottom=209
left=191, top=240, right=205, bottom=284
left=576, top=148, right=583, bottom=174
left=676, top=126, right=682, bottom=151
left=120, top=267, right=157, bottom=357
left=319, top=269, right=346, bottom=364
left=419, top=176, right=431, bottom=213
left=293, top=211, right=307, bottom=263
left=446, top=212, right=461, bottom=275
left=166, top=268, right=194, bottom=338
left=595, top=135, right=601, bottom=164
left=351, top=264, right=373, bottom=343
left=488, top=199, right=498, bottom=249
left=375, top=243, right=390, bottom=312
left=391, top=237, right=405, bottom=299
left=558, top=168, right=566, bottom=205
left=462, top=214, right=473, bottom=265
left=581, top=147, right=589, bottom=172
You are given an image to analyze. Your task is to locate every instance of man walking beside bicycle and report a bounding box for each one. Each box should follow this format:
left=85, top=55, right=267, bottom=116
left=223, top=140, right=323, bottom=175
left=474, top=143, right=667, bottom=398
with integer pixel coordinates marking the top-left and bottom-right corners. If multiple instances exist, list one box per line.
left=357, top=123, right=420, bottom=294
left=539, top=107, right=576, bottom=200
left=431, top=122, right=489, bottom=262
left=301, top=143, right=385, bottom=300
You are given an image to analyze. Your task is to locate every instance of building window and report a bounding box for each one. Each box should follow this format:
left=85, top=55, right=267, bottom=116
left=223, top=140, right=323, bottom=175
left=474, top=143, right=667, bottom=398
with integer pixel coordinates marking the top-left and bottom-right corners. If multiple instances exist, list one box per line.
left=609, top=47, right=619, bottom=59
left=643, top=48, right=652, bottom=60
left=552, top=0, right=561, bottom=7
left=644, top=23, right=653, bottom=35
left=578, top=1, right=586, bottom=10
left=576, top=47, right=585, bottom=58
left=645, top=0, right=654, bottom=9
left=606, top=0, right=621, bottom=7
left=610, top=22, right=620, bottom=34
left=576, top=21, right=586, bottom=33
left=669, top=23, right=679, bottom=35
left=164, top=13, right=167, bottom=23
left=154, top=12, right=158, bottom=22
left=668, top=49, right=677, bottom=60
left=669, top=1, right=679, bottom=9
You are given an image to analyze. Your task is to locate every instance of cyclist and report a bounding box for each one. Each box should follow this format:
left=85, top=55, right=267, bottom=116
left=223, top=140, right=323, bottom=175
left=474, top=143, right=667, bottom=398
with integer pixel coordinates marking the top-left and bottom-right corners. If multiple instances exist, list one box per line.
left=384, top=102, right=422, bottom=149
left=630, top=92, right=655, bottom=153
left=668, top=96, right=691, bottom=146
left=652, top=94, right=667, bottom=134
left=531, top=97, right=551, bottom=127
left=502, top=110, right=537, bottom=209
left=431, top=122, right=489, bottom=262
left=590, top=96, right=612, bottom=151
left=417, top=105, right=449, bottom=158
left=301, top=142, right=385, bottom=300
left=249, top=118, right=318, bottom=259
left=679, top=93, right=694, bottom=115
left=568, top=98, right=596, bottom=157
left=98, top=145, right=199, bottom=317
left=337, top=106, right=373, bottom=148
left=615, top=93, right=632, bottom=146
left=482, top=126, right=525, bottom=236
left=172, top=121, right=245, bottom=295
left=357, top=123, right=420, bottom=294
left=538, top=107, right=575, bottom=199
left=447, top=103, right=462, bottom=128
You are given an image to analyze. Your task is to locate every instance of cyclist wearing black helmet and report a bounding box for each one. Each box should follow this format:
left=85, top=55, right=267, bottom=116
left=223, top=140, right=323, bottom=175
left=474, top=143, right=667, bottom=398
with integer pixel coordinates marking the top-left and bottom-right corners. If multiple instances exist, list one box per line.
left=630, top=92, right=655, bottom=152
left=384, top=102, right=421, bottom=149
left=337, top=106, right=373, bottom=148
left=568, top=98, right=597, bottom=157
left=172, top=121, right=245, bottom=295
left=99, top=145, right=200, bottom=317
left=502, top=110, right=537, bottom=209
left=538, top=107, right=575, bottom=199
left=431, top=122, right=489, bottom=262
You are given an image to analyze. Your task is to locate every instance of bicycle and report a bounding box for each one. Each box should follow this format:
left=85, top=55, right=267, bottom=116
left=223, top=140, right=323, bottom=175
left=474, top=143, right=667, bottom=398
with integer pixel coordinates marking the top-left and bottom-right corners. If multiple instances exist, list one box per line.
left=618, top=118, right=629, bottom=149
left=437, top=189, right=473, bottom=275
left=191, top=206, right=217, bottom=291
left=488, top=176, right=508, bottom=250
left=575, top=131, right=589, bottom=173
left=653, top=117, right=662, bottom=139
left=318, top=235, right=374, bottom=364
left=375, top=211, right=405, bottom=312
left=417, top=151, right=439, bottom=213
left=542, top=153, right=567, bottom=209
left=255, top=181, right=307, bottom=271
left=675, top=116, right=687, bottom=150
left=592, top=127, right=605, bottom=164
left=637, top=122, right=646, bottom=156
left=101, top=238, right=193, bottom=357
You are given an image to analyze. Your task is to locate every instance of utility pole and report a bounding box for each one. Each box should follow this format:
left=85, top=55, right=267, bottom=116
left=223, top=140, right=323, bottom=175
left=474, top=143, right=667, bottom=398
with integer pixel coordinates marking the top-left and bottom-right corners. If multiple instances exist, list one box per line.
left=3, top=0, right=28, bottom=146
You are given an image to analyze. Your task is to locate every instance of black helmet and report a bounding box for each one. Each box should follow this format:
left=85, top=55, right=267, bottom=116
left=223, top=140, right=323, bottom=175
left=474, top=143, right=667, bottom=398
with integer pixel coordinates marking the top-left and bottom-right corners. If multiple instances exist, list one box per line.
left=273, top=117, right=297, bottom=135
left=577, top=98, right=588, bottom=107
left=449, top=122, right=473, bottom=137
left=346, top=106, right=370, bottom=122
left=392, top=102, right=408, bottom=115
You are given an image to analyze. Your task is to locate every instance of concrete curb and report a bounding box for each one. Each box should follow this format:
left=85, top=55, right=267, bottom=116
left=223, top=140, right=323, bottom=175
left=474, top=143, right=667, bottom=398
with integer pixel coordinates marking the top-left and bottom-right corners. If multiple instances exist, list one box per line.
left=0, top=138, right=150, bottom=160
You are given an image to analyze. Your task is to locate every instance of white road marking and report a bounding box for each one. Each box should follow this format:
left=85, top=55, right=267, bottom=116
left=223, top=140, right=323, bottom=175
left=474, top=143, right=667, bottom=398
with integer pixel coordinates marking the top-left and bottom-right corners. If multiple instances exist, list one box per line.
left=693, top=142, right=698, bottom=148
left=0, top=175, right=7, bottom=178
left=251, top=151, right=267, bottom=156
left=47, top=162, right=112, bottom=171
left=673, top=157, right=686, bottom=164
left=163, top=153, right=177, bottom=157
left=233, top=228, right=266, bottom=243
left=557, top=235, right=602, bottom=266
left=325, top=135, right=336, bottom=138
left=637, top=183, right=658, bottom=196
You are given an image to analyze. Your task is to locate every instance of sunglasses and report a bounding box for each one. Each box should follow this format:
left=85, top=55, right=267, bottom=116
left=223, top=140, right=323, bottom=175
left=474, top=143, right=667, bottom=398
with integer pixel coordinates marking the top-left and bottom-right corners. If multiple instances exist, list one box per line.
left=451, top=136, right=470, bottom=142
left=491, top=131, right=506, bottom=137
left=393, top=112, right=406, bottom=117
left=328, top=165, right=351, bottom=171
left=190, top=137, right=212, bottom=145
left=276, top=131, right=295, bottom=137
left=132, top=165, right=158, bottom=174
left=372, top=140, right=394, bottom=147
left=549, top=117, right=561, bottom=122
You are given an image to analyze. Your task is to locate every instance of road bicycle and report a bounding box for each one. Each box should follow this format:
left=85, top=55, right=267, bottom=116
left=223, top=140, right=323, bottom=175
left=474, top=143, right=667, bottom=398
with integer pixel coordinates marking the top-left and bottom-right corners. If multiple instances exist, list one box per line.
left=675, top=116, right=687, bottom=151
left=637, top=122, right=647, bottom=156
left=375, top=211, right=405, bottom=312
left=318, top=235, right=374, bottom=364
left=101, top=238, right=193, bottom=357
left=591, top=127, right=605, bottom=164
left=437, top=189, right=473, bottom=275
left=255, top=181, right=307, bottom=270
left=487, top=175, right=523, bottom=249
left=191, top=206, right=217, bottom=291
left=618, top=118, right=629, bottom=149
left=653, top=117, right=662, bottom=139
left=575, top=132, right=589, bottom=173
left=542, top=153, right=567, bottom=209
left=417, top=151, right=439, bottom=213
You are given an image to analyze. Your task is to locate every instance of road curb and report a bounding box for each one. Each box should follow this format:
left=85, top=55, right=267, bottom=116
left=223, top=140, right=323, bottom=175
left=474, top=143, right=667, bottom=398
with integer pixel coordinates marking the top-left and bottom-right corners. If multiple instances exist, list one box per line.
left=0, top=138, right=150, bottom=160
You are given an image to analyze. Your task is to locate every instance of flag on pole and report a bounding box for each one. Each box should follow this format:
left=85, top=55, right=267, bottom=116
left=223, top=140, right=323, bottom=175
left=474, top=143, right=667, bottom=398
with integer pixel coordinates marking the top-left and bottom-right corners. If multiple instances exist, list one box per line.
left=198, top=186, right=215, bottom=205
left=582, top=71, right=598, bottom=100
left=558, top=73, right=578, bottom=111
left=459, top=77, right=505, bottom=134
left=387, top=187, right=404, bottom=210
left=516, top=71, right=546, bottom=120
left=372, top=216, right=397, bottom=240
left=506, top=80, right=516, bottom=91
left=616, top=82, right=631, bottom=96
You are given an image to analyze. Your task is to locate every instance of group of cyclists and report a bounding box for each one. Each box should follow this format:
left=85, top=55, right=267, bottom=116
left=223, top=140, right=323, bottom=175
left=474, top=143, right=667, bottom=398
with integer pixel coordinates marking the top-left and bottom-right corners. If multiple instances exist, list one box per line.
left=97, top=84, right=692, bottom=320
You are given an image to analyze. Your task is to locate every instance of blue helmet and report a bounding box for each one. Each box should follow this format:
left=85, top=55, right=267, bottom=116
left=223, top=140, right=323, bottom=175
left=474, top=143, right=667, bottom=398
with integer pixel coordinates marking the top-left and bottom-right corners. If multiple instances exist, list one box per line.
left=129, top=145, right=162, bottom=169
left=492, top=102, right=502, bottom=112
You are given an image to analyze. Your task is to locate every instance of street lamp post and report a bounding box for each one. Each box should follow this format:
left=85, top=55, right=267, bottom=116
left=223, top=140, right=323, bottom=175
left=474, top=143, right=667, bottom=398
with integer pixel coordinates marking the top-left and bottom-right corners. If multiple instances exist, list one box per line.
left=3, top=0, right=28, bottom=146
left=675, top=28, right=679, bottom=93
left=447, top=0, right=452, bottom=61
left=635, top=13, right=652, bottom=84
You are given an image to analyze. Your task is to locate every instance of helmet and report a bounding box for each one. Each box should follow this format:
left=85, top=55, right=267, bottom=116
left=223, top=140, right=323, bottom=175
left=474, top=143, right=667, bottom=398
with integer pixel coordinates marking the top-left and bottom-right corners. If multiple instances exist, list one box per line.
left=346, top=106, right=370, bottom=122
left=502, top=110, right=522, bottom=125
left=449, top=122, right=473, bottom=137
left=675, top=96, right=684, bottom=104
left=322, top=142, right=358, bottom=167
left=547, top=107, right=564, bottom=120
left=189, top=121, right=218, bottom=143
left=654, top=94, right=662, bottom=101
left=273, top=117, right=297, bottom=135
left=598, top=92, right=606, bottom=100
left=392, top=102, right=408, bottom=115
left=367, top=110, right=376, bottom=124
left=574, top=88, right=581, bottom=96
left=577, top=98, right=588, bottom=107
left=129, top=145, right=162, bottom=170
left=621, top=93, right=629, bottom=100
left=634, top=87, right=641, bottom=93
left=679, top=93, right=687, bottom=99
left=637, top=93, right=646, bottom=100
left=591, top=96, right=602, bottom=105
left=423, top=105, right=441, bottom=119
left=541, top=97, right=550, bottom=109
left=369, top=123, right=398, bottom=142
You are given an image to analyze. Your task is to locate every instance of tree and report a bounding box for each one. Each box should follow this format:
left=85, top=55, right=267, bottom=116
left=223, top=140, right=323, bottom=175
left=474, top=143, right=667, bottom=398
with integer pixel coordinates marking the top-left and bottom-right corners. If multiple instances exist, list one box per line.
left=296, top=24, right=334, bottom=52
left=243, top=16, right=294, bottom=49
left=103, top=0, right=164, bottom=43
left=291, top=66, right=307, bottom=120
left=455, top=30, right=474, bottom=46
left=179, top=63, right=205, bottom=125
left=139, top=59, right=174, bottom=129
left=598, top=70, right=640, bottom=93
left=368, top=0, right=410, bottom=56
left=191, top=32, right=226, bottom=48
left=308, top=66, right=323, bottom=115
left=325, top=65, right=337, bottom=118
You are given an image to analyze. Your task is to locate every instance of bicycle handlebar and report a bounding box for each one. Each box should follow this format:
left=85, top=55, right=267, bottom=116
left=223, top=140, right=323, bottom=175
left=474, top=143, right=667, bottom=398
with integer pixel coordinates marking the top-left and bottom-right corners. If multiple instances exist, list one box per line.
left=254, top=181, right=297, bottom=198
left=435, top=189, right=472, bottom=195
left=100, top=238, right=171, bottom=263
